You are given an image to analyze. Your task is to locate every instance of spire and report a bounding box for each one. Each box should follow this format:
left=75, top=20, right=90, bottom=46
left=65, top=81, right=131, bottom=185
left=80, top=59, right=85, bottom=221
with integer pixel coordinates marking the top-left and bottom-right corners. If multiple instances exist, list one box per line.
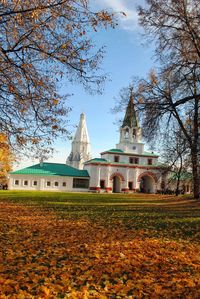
left=73, top=113, right=90, bottom=144
left=122, top=88, right=138, bottom=128
left=66, top=113, right=92, bottom=169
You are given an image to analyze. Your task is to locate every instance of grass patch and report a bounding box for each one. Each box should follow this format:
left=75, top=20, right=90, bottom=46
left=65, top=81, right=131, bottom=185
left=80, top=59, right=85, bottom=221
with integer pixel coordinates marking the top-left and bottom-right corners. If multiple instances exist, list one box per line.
left=0, top=190, right=199, bottom=242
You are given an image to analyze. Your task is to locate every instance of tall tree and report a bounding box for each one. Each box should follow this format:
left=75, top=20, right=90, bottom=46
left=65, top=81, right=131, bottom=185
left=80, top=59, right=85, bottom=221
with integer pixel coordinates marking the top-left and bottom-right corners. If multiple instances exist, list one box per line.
left=0, top=133, right=13, bottom=185
left=161, top=128, right=190, bottom=196
left=135, top=0, right=200, bottom=198
left=0, top=0, right=116, bottom=157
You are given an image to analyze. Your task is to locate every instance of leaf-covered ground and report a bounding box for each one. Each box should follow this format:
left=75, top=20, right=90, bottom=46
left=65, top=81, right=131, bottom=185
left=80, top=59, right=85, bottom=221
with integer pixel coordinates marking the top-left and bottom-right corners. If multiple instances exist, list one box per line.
left=0, top=191, right=200, bottom=298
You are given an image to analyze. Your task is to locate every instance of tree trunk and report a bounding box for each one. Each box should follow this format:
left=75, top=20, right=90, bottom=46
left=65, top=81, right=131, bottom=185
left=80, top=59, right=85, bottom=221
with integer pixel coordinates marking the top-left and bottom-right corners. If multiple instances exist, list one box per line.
left=175, top=173, right=181, bottom=196
left=191, top=148, right=199, bottom=199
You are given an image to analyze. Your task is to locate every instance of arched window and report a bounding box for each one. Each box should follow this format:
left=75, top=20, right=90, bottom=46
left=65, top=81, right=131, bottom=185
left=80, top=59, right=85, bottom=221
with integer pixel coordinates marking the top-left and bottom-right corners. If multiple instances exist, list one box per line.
left=125, top=128, right=129, bottom=139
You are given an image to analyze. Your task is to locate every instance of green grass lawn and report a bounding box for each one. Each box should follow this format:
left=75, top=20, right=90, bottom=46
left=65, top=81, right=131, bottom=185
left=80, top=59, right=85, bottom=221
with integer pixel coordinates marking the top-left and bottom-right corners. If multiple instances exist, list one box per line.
left=1, top=191, right=200, bottom=298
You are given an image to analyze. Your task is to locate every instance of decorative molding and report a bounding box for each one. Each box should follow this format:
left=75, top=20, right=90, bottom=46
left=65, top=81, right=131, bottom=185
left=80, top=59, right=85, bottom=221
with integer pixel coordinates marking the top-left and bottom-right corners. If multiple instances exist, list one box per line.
left=137, top=171, right=158, bottom=183
left=110, top=172, right=125, bottom=181
left=121, top=188, right=129, bottom=192
left=89, top=187, right=100, bottom=191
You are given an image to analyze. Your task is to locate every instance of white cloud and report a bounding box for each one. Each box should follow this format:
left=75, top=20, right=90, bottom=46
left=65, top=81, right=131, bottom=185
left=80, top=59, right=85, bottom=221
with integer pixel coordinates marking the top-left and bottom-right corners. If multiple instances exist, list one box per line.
left=94, top=0, right=139, bottom=31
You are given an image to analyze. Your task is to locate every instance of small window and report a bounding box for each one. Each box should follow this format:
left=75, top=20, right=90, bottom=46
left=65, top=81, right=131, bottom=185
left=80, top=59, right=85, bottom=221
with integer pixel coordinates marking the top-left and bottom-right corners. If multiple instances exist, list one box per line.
left=129, top=157, right=139, bottom=164
left=33, top=181, right=37, bottom=186
left=24, top=180, right=28, bottom=186
left=47, top=181, right=51, bottom=187
left=114, top=156, right=119, bottom=162
left=135, top=158, right=139, bottom=164
left=55, top=182, right=59, bottom=187
left=14, top=180, right=19, bottom=185
left=100, top=180, right=105, bottom=189
left=129, top=157, right=134, bottom=164
left=125, top=128, right=129, bottom=139
left=148, top=159, right=152, bottom=165
left=63, top=182, right=66, bottom=187
left=128, top=182, right=133, bottom=190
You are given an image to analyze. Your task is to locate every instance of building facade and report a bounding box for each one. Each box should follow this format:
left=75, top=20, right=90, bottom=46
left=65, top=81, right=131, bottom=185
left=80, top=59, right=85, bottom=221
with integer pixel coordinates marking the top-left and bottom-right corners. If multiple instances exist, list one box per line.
left=9, top=92, right=166, bottom=193
left=84, top=92, right=166, bottom=193
left=9, top=163, right=90, bottom=192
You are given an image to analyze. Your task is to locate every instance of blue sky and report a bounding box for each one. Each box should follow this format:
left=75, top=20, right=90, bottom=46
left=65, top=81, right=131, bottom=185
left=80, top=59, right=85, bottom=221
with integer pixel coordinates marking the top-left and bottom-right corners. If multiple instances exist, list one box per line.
left=16, top=0, right=155, bottom=169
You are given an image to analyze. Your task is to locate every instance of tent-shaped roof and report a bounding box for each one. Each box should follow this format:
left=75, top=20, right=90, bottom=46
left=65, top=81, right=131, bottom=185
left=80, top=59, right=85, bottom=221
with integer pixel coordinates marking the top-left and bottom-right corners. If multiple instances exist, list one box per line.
left=122, top=90, right=138, bottom=128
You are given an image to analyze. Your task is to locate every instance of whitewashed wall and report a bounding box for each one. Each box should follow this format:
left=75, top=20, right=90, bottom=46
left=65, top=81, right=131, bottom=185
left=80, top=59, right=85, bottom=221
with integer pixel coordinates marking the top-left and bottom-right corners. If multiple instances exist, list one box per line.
left=9, top=174, right=89, bottom=192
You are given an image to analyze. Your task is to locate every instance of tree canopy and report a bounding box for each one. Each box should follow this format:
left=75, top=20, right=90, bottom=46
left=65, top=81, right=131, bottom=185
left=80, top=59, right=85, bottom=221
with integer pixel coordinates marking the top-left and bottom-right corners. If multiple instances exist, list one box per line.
left=136, top=0, right=200, bottom=198
left=114, top=0, right=200, bottom=198
left=0, top=0, right=116, bottom=157
left=0, top=133, right=13, bottom=185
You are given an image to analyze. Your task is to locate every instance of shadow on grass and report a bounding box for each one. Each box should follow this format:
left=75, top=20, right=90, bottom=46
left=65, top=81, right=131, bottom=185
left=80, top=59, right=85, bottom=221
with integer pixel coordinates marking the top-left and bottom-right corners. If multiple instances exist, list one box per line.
left=0, top=190, right=200, bottom=242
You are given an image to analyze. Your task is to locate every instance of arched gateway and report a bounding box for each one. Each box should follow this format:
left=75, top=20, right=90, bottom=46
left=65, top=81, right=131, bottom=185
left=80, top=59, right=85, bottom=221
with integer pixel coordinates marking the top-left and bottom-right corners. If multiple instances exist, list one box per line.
left=110, top=172, right=125, bottom=193
left=138, top=172, right=157, bottom=193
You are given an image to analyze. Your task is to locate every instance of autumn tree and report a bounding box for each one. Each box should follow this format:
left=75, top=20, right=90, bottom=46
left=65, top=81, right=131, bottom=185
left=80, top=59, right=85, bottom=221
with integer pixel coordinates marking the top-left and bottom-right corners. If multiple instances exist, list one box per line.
left=0, top=0, right=116, bottom=157
left=134, top=0, right=200, bottom=198
left=161, top=128, right=190, bottom=196
left=0, top=134, right=13, bottom=185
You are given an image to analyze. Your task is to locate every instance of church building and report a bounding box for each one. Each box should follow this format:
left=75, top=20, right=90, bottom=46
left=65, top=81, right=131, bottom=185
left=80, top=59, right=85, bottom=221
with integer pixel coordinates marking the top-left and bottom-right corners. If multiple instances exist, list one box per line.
left=9, top=92, right=166, bottom=193
left=84, top=92, right=166, bottom=193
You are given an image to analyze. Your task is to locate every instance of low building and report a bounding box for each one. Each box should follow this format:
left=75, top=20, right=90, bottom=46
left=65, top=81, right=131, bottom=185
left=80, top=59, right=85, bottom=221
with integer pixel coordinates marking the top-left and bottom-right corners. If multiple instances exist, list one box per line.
left=167, top=172, right=193, bottom=194
left=9, top=162, right=90, bottom=192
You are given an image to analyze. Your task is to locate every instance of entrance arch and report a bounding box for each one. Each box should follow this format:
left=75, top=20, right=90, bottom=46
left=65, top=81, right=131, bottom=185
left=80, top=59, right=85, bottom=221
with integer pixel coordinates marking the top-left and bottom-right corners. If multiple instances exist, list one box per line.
left=110, top=172, right=125, bottom=193
left=113, top=176, right=121, bottom=193
left=138, top=172, right=157, bottom=193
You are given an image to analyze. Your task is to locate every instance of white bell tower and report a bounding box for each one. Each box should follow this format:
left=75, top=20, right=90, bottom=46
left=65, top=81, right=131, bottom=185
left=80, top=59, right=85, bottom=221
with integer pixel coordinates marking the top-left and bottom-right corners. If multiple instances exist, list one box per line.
left=116, top=88, right=144, bottom=154
left=66, top=113, right=92, bottom=169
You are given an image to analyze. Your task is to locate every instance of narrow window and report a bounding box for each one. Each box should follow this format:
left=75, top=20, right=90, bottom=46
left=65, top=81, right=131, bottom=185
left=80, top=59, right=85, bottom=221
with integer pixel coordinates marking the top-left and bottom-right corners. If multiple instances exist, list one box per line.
left=125, top=128, right=129, bottom=139
left=100, top=180, right=105, bottom=189
left=128, top=182, right=133, bottom=190
left=148, top=159, right=152, bottom=165
left=114, top=156, right=119, bottom=162
left=33, top=181, right=37, bottom=186
left=14, top=180, right=19, bottom=185
left=129, top=157, right=134, bottom=164
left=135, top=158, right=139, bottom=164
left=24, top=180, right=28, bottom=186
left=55, top=182, right=59, bottom=187
left=47, top=181, right=51, bottom=187
left=63, top=182, right=66, bottom=187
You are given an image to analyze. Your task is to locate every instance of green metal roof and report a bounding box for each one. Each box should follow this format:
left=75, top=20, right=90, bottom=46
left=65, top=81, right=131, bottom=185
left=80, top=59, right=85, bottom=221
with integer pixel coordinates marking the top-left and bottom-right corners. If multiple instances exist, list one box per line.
left=106, top=149, right=124, bottom=153
left=143, top=151, right=159, bottom=157
left=85, top=158, right=107, bottom=164
left=170, top=172, right=192, bottom=181
left=10, top=163, right=89, bottom=177
left=101, top=149, right=158, bottom=157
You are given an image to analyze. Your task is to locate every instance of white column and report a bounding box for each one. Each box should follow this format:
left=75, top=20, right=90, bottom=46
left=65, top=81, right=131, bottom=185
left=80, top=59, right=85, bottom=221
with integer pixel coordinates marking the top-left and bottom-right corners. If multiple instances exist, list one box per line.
left=97, top=166, right=101, bottom=187
left=126, top=168, right=129, bottom=189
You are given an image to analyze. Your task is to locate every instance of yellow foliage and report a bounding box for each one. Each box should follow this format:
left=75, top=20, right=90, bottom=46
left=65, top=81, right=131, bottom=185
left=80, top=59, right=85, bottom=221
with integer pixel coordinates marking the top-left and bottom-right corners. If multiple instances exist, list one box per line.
left=0, top=133, right=13, bottom=184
